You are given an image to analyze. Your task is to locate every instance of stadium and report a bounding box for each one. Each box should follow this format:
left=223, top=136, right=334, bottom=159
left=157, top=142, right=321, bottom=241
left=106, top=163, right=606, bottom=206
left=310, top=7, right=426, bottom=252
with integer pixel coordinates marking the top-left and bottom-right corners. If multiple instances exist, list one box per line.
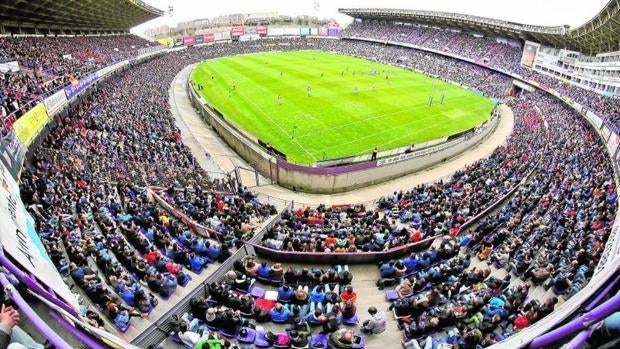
left=0, top=0, right=618, bottom=349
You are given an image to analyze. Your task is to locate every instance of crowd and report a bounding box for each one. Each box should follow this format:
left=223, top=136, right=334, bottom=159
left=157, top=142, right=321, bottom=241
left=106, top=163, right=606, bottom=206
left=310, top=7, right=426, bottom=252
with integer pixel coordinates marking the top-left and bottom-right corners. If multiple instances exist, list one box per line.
left=342, top=21, right=620, bottom=130
left=261, top=43, right=541, bottom=253
left=17, top=38, right=325, bottom=335
left=161, top=186, right=277, bottom=243
left=3, top=33, right=614, bottom=348
left=370, top=89, right=614, bottom=348
left=0, top=35, right=156, bottom=123
left=169, top=258, right=379, bottom=349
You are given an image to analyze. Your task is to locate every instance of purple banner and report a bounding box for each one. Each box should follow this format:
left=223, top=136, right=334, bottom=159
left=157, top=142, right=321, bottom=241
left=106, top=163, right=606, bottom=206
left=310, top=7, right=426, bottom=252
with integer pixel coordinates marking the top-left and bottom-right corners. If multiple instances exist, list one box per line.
left=277, top=158, right=376, bottom=175
left=64, top=73, right=98, bottom=99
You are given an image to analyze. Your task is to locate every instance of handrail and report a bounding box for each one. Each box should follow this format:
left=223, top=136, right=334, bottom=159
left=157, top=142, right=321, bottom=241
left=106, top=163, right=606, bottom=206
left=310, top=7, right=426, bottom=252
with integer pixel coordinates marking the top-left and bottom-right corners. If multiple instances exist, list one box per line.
left=529, top=291, right=620, bottom=348
left=48, top=312, right=107, bottom=349
left=248, top=236, right=436, bottom=263
left=27, top=288, right=141, bottom=349
left=130, top=211, right=284, bottom=348
left=0, top=248, right=78, bottom=317
left=0, top=273, right=72, bottom=349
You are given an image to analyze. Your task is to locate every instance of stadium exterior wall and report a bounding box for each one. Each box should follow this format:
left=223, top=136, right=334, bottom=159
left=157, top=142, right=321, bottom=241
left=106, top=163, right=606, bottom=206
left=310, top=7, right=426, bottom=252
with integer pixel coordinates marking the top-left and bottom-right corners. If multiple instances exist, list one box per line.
left=186, top=68, right=500, bottom=193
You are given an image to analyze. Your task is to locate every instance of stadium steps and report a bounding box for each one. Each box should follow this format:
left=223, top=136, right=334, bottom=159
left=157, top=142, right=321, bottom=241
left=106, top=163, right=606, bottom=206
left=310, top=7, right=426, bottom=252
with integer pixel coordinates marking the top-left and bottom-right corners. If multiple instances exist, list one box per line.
left=348, top=264, right=403, bottom=349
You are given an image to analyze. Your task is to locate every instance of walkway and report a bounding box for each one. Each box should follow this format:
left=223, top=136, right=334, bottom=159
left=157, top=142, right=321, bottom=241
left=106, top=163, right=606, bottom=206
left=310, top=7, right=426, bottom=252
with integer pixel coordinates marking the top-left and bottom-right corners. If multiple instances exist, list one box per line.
left=170, top=65, right=514, bottom=206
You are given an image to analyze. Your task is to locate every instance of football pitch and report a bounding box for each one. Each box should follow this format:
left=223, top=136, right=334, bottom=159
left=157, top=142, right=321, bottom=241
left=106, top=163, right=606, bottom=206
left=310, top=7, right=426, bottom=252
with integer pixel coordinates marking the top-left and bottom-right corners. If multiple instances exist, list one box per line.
left=192, top=50, right=495, bottom=165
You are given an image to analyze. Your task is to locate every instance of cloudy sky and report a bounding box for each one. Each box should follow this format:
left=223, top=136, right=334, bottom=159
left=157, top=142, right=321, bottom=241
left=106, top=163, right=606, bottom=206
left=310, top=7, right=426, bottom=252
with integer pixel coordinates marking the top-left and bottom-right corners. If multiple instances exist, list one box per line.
left=132, top=0, right=609, bottom=33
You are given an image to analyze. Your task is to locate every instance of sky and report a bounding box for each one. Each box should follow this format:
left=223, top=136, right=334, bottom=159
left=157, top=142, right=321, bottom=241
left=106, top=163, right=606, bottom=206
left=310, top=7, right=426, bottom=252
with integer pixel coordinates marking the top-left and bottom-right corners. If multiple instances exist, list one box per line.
left=131, top=0, right=609, bottom=34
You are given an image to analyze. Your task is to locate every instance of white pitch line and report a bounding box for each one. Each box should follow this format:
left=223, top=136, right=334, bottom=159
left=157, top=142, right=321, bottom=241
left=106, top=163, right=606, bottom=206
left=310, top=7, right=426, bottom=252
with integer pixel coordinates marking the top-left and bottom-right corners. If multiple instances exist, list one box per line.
left=233, top=87, right=318, bottom=162
left=311, top=98, right=485, bottom=155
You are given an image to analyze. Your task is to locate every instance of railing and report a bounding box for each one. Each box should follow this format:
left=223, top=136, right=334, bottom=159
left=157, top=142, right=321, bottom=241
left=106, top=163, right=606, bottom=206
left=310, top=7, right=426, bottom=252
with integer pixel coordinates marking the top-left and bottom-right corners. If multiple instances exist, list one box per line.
left=249, top=236, right=436, bottom=264
left=130, top=208, right=287, bottom=348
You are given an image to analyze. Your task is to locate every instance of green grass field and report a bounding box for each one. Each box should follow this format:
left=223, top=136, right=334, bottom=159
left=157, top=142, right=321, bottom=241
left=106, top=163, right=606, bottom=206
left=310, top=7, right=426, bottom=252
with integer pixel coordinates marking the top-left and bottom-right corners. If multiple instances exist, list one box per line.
left=192, top=50, right=495, bottom=165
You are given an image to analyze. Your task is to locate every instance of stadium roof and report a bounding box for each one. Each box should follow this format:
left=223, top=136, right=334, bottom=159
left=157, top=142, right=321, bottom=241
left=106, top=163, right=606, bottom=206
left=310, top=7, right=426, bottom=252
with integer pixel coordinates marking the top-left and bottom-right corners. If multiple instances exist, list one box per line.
left=0, top=0, right=163, bottom=34
left=339, top=0, right=620, bottom=54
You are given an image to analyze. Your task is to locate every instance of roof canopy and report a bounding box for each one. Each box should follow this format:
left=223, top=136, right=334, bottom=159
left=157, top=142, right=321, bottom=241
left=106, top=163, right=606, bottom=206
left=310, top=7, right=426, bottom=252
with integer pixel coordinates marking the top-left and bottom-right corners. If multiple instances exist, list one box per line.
left=0, top=0, right=163, bottom=34
left=340, top=0, right=620, bottom=54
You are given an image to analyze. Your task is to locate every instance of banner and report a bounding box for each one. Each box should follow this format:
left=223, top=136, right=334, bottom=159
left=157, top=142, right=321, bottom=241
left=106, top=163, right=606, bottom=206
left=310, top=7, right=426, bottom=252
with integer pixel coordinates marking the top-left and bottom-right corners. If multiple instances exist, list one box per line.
left=194, top=34, right=204, bottom=44
left=43, top=89, right=68, bottom=117
left=12, top=103, right=49, bottom=147
left=0, top=161, right=80, bottom=311
left=0, top=61, right=19, bottom=73
left=183, top=35, right=196, bottom=46
left=257, top=26, right=268, bottom=36
left=231, top=26, right=245, bottom=37
left=64, top=72, right=97, bottom=99
left=155, top=37, right=174, bottom=47
left=204, top=32, right=215, bottom=43
left=0, top=129, right=25, bottom=179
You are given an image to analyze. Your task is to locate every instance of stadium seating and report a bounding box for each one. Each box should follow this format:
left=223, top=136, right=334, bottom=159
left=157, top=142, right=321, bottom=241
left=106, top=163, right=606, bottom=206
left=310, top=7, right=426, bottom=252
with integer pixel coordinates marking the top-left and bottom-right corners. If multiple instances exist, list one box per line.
left=5, top=31, right=615, bottom=349
left=341, top=22, right=620, bottom=131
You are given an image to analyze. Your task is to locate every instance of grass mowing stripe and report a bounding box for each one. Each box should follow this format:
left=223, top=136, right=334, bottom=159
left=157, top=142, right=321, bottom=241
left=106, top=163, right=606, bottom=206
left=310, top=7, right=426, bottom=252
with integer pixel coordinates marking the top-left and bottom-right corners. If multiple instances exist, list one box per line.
left=193, top=50, right=495, bottom=164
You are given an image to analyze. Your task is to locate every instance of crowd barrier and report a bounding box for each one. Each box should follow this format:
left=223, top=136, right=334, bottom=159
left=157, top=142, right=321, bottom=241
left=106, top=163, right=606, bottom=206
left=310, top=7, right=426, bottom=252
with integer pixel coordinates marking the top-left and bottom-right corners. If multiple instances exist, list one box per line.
left=147, top=187, right=224, bottom=240
left=130, top=209, right=286, bottom=348
left=249, top=237, right=436, bottom=264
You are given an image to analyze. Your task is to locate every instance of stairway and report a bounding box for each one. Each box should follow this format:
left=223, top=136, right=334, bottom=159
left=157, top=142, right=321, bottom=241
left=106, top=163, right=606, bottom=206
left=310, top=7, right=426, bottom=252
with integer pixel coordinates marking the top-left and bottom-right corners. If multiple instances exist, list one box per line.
left=349, top=264, right=403, bottom=349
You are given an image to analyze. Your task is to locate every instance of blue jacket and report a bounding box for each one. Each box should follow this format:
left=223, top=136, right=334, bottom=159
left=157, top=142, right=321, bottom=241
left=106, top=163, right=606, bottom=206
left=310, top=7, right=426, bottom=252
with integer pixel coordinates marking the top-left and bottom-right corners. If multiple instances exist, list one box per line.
left=190, top=255, right=206, bottom=271
left=257, top=265, right=271, bottom=278
left=271, top=307, right=291, bottom=322
left=310, top=289, right=326, bottom=303
left=206, top=245, right=221, bottom=260
left=277, top=286, right=294, bottom=301
left=379, top=263, right=395, bottom=277
left=403, top=257, right=418, bottom=271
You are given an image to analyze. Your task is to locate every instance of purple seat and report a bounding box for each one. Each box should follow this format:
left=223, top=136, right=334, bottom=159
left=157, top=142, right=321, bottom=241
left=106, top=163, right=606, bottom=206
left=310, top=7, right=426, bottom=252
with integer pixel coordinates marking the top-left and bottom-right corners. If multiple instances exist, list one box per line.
left=342, top=313, right=359, bottom=326
left=392, top=308, right=411, bottom=320
left=385, top=289, right=399, bottom=301
left=116, top=322, right=130, bottom=333
left=351, top=333, right=365, bottom=349
left=236, top=327, right=257, bottom=343
left=170, top=333, right=182, bottom=343
left=250, top=285, right=266, bottom=298
left=310, top=333, right=329, bottom=349
left=254, top=327, right=271, bottom=348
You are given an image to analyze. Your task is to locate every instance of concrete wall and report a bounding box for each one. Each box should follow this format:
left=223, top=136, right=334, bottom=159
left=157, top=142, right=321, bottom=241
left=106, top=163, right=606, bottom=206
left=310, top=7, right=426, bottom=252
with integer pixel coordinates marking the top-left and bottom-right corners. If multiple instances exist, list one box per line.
left=187, top=72, right=499, bottom=193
